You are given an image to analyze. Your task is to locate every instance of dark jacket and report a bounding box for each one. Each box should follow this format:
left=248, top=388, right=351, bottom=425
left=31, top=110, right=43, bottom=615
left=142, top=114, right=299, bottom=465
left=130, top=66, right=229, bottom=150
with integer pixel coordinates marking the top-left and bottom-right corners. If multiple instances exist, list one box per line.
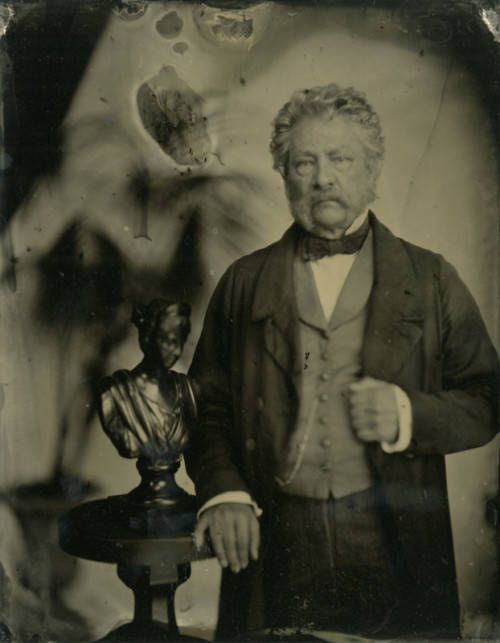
left=186, top=213, right=499, bottom=635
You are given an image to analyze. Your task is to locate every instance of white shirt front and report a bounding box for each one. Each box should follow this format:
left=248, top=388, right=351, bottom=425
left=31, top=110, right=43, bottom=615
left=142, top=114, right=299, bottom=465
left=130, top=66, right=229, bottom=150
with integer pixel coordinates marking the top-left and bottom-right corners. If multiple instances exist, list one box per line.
left=308, top=211, right=367, bottom=319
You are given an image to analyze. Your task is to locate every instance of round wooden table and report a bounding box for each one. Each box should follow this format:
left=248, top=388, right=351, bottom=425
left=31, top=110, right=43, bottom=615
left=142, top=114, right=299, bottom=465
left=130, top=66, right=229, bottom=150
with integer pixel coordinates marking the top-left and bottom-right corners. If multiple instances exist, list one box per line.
left=59, top=495, right=212, bottom=641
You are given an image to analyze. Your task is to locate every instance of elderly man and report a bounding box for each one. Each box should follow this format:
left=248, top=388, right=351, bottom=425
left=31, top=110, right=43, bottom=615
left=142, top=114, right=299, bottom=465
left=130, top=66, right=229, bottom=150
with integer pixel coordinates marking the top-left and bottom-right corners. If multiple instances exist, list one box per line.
left=185, top=84, right=499, bottom=639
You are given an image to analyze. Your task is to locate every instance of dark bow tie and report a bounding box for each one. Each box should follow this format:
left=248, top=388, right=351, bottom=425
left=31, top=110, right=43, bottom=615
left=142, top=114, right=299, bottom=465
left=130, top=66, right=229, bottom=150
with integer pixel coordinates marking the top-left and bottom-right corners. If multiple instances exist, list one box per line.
left=300, top=218, right=370, bottom=261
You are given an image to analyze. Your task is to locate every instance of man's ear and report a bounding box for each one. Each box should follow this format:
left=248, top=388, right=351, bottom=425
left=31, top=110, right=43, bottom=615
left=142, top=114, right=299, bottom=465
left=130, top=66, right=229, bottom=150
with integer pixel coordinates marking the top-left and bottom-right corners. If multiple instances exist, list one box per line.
left=365, top=155, right=383, bottom=183
left=276, top=153, right=289, bottom=181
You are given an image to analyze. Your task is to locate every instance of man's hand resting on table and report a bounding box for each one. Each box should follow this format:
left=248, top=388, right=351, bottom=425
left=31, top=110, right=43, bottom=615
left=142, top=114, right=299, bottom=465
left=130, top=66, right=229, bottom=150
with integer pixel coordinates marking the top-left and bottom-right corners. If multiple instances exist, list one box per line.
left=194, top=503, right=260, bottom=573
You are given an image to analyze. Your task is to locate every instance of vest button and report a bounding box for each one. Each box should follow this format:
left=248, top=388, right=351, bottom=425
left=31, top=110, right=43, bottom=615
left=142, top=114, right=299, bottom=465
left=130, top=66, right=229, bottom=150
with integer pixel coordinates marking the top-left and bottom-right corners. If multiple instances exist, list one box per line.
left=321, top=462, right=332, bottom=472
left=245, top=438, right=257, bottom=451
left=319, top=416, right=329, bottom=425
left=319, top=393, right=329, bottom=402
left=321, top=437, right=332, bottom=448
left=319, top=372, right=330, bottom=381
left=321, top=351, right=330, bottom=361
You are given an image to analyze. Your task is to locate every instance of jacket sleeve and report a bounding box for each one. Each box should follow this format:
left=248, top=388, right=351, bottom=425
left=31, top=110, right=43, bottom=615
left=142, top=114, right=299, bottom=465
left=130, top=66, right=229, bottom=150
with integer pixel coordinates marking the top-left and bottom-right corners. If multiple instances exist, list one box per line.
left=184, top=265, right=251, bottom=506
left=405, top=256, right=499, bottom=456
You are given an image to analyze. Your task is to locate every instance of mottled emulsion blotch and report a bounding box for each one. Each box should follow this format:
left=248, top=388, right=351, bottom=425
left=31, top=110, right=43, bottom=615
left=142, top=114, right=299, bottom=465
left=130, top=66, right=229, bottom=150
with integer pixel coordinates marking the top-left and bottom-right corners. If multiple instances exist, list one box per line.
left=156, top=11, right=183, bottom=39
left=481, top=9, right=500, bottom=42
left=137, top=66, right=211, bottom=167
left=173, top=42, right=188, bottom=55
left=193, top=7, right=254, bottom=43
left=113, top=1, right=148, bottom=21
left=0, top=5, right=14, bottom=37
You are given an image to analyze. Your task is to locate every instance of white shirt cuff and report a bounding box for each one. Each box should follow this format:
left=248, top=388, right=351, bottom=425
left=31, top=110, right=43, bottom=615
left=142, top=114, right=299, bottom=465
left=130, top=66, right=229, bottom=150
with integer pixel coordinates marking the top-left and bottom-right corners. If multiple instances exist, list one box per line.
left=381, top=385, right=412, bottom=453
left=197, top=491, right=263, bottom=520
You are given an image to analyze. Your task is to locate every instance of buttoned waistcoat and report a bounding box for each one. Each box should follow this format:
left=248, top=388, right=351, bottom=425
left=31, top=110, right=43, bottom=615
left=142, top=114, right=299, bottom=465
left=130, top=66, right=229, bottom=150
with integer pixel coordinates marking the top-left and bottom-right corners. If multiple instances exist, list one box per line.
left=277, top=230, right=375, bottom=498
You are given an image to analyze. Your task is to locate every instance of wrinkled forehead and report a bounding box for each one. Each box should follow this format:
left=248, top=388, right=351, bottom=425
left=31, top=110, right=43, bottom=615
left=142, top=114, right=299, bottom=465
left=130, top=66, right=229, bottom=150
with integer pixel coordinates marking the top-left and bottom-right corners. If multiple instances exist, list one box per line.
left=288, top=114, right=366, bottom=157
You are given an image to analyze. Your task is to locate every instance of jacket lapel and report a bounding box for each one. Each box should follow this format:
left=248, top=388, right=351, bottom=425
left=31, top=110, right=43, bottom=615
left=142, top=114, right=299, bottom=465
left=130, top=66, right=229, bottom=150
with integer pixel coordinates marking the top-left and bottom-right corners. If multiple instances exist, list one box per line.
left=362, top=213, right=425, bottom=382
left=251, top=224, right=302, bottom=393
left=250, top=214, right=425, bottom=392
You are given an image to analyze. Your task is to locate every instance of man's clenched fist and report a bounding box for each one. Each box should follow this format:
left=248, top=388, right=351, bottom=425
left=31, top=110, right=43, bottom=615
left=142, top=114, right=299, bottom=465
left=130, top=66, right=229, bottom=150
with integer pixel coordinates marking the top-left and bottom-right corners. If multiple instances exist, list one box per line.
left=349, top=376, right=399, bottom=444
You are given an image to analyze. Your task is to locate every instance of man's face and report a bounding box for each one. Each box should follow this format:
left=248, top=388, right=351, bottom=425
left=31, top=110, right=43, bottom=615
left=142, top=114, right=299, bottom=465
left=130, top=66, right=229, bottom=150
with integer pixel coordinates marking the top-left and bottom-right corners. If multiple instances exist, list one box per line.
left=285, top=115, right=378, bottom=239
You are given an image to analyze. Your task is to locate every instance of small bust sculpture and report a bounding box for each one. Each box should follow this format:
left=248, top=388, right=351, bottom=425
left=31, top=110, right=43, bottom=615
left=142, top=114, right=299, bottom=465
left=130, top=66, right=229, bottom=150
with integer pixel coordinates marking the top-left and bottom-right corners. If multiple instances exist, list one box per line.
left=98, top=299, right=197, bottom=508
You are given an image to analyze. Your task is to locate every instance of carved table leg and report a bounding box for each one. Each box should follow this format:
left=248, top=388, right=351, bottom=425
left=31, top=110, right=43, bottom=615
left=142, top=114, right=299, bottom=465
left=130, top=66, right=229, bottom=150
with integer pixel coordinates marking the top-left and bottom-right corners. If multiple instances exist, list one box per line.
left=98, top=563, right=195, bottom=641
